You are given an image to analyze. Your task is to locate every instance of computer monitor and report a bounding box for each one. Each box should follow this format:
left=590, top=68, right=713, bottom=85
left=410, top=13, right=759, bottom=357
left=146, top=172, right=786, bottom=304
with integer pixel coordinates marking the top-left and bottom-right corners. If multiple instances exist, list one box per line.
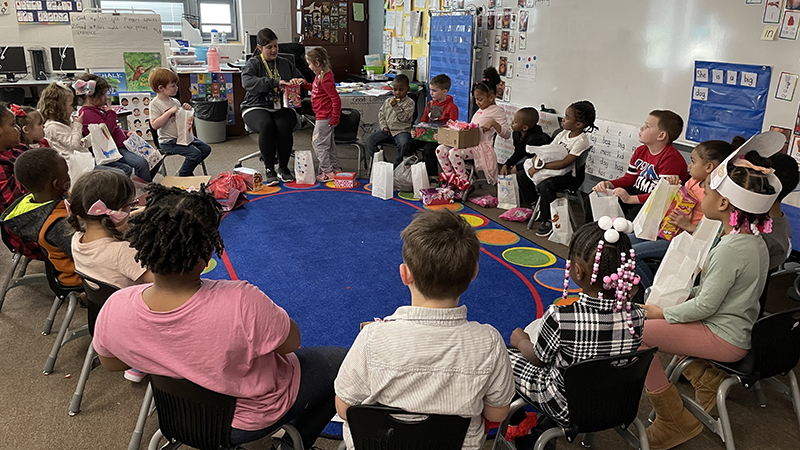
left=0, top=46, right=28, bottom=82
left=50, top=46, right=82, bottom=78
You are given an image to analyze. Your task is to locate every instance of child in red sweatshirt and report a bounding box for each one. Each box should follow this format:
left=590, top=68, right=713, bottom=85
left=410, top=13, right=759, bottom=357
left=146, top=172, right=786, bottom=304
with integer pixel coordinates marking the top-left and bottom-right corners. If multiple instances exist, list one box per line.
left=399, top=74, right=459, bottom=177
left=303, top=47, right=341, bottom=182
left=593, top=110, right=689, bottom=219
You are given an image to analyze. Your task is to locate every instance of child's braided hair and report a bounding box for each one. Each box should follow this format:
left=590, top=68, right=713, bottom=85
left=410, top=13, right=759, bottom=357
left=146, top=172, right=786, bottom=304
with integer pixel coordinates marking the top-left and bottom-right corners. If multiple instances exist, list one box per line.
left=569, top=221, right=633, bottom=299
left=569, top=100, right=598, bottom=133
left=125, top=184, right=224, bottom=275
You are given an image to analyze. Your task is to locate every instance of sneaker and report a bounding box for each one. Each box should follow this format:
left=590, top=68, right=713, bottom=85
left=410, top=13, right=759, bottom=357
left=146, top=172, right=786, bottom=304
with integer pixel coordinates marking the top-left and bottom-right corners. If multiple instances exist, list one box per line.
left=277, top=167, right=295, bottom=183
left=316, top=171, right=335, bottom=182
left=536, top=220, right=553, bottom=237
left=124, top=368, right=146, bottom=383
left=264, top=168, right=279, bottom=186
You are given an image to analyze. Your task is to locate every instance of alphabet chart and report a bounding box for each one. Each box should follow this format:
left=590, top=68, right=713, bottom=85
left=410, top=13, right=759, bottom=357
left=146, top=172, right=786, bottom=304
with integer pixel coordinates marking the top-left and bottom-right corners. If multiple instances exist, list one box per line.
left=686, top=61, right=771, bottom=143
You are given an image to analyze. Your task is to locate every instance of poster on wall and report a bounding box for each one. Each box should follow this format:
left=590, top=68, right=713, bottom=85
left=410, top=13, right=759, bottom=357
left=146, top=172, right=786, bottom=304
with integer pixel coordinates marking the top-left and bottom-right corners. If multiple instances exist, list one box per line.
left=123, top=52, right=161, bottom=92
left=189, top=72, right=236, bottom=125
left=93, top=69, right=127, bottom=105
left=17, top=0, right=83, bottom=24
left=119, top=93, right=154, bottom=141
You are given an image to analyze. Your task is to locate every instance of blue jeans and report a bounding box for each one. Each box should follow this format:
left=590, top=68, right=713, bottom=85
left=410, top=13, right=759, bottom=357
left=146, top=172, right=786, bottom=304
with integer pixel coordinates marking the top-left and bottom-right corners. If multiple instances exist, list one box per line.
left=159, top=138, right=212, bottom=177
left=628, top=233, right=671, bottom=290
left=230, top=346, right=348, bottom=449
left=108, top=147, right=152, bottom=182
left=365, top=130, right=412, bottom=161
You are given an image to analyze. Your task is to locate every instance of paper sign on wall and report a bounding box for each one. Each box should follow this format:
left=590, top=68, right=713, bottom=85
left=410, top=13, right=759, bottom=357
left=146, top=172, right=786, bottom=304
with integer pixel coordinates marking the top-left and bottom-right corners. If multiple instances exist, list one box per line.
left=780, top=10, right=800, bottom=40
left=515, top=54, right=536, bottom=81
left=776, top=72, right=799, bottom=101
left=385, top=10, right=396, bottom=30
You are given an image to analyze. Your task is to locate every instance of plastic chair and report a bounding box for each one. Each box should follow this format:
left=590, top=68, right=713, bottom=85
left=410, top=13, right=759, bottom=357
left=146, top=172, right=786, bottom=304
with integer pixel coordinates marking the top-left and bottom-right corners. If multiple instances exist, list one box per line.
left=526, top=148, right=591, bottom=231
left=493, top=347, right=658, bottom=450
left=68, top=273, right=120, bottom=416
left=146, top=375, right=304, bottom=450
left=654, top=307, right=800, bottom=450
left=41, top=254, right=88, bottom=375
left=149, top=128, right=208, bottom=177
left=346, top=404, right=471, bottom=450
left=335, top=108, right=366, bottom=179
left=0, top=227, right=47, bottom=313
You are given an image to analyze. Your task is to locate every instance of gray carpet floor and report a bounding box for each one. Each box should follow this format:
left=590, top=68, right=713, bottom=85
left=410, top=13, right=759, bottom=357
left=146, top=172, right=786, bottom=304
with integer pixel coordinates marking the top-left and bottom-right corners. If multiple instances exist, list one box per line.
left=1, top=128, right=799, bottom=449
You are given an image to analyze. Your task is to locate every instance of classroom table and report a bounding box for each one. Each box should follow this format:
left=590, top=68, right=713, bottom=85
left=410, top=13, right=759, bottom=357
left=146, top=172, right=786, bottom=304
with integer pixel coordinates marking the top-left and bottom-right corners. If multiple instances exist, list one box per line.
left=338, top=82, right=427, bottom=139
left=0, top=77, right=61, bottom=103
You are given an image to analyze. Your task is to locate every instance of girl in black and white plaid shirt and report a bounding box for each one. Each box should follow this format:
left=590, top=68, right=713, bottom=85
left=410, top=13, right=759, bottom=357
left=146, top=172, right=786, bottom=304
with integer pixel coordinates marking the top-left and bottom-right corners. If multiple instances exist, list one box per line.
left=508, top=218, right=645, bottom=427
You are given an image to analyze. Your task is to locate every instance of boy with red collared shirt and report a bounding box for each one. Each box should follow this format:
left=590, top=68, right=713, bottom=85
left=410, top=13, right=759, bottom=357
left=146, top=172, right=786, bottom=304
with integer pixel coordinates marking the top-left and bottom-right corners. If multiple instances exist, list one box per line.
left=593, top=110, right=689, bottom=219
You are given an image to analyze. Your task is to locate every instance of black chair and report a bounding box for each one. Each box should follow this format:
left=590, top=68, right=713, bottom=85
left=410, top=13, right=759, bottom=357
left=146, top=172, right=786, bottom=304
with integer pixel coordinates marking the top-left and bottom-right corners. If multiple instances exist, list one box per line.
left=149, top=127, right=208, bottom=177
left=657, top=307, right=800, bottom=450
left=335, top=108, right=366, bottom=178
left=147, top=375, right=304, bottom=450
left=41, top=254, right=88, bottom=375
left=526, top=148, right=591, bottom=231
left=0, top=226, right=47, bottom=313
left=493, top=347, right=658, bottom=450
left=0, top=87, right=25, bottom=105
left=68, top=273, right=120, bottom=416
left=346, top=404, right=471, bottom=450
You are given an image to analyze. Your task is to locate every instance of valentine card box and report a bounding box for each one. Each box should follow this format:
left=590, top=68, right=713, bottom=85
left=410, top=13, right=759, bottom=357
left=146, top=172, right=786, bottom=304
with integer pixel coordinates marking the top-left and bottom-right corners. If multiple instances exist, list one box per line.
left=283, top=85, right=302, bottom=108
left=334, top=171, right=356, bottom=188
left=234, top=167, right=263, bottom=191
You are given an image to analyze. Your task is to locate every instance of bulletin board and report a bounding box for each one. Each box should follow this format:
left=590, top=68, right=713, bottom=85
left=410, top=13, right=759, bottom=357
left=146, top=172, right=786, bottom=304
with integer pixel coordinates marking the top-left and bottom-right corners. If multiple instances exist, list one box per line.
left=383, top=0, right=438, bottom=61
left=189, top=72, right=236, bottom=125
left=686, top=61, right=772, bottom=143
left=429, top=13, right=473, bottom=122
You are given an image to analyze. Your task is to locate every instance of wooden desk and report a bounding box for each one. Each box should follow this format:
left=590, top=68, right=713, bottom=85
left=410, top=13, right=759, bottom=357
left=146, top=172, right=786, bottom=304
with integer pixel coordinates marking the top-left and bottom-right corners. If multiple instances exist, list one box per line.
left=177, top=72, right=247, bottom=136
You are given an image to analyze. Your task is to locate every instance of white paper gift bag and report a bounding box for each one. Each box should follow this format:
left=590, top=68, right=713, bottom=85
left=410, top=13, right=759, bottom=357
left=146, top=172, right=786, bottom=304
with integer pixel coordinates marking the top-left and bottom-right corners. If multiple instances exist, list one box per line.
left=633, top=178, right=679, bottom=241
left=371, top=161, right=394, bottom=200
left=87, top=123, right=123, bottom=165
left=175, top=108, right=195, bottom=146
left=589, top=190, right=624, bottom=220
left=123, top=133, right=164, bottom=170
left=548, top=197, right=573, bottom=246
left=370, top=150, right=384, bottom=184
left=497, top=175, right=519, bottom=210
left=411, top=161, right=430, bottom=199
left=68, top=152, right=96, bottom=186
left=295, top=150, right=315, bottom=185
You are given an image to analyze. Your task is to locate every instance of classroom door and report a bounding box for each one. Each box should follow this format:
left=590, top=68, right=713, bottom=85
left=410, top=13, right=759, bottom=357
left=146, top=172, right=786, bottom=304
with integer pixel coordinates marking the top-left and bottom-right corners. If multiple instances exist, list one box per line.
left=295, top=0, right=369, bottom=82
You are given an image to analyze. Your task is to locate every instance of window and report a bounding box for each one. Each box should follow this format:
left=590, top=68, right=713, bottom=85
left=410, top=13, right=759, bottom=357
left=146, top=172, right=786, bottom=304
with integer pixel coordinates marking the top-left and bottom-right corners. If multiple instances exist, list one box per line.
left=99, top=0, right=238, bottom=41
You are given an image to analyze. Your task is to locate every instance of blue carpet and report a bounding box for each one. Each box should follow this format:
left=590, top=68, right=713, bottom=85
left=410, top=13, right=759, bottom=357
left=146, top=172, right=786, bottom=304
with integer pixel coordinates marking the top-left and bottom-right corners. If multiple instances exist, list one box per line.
left=201, top=180, right=578, bottom=436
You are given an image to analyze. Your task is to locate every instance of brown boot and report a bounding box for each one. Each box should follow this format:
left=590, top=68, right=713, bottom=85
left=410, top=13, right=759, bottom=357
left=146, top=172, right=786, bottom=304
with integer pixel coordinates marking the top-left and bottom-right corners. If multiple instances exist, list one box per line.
left=682, top=360, right=729, bottom=413
left=646, top=383, right=704, bottom=450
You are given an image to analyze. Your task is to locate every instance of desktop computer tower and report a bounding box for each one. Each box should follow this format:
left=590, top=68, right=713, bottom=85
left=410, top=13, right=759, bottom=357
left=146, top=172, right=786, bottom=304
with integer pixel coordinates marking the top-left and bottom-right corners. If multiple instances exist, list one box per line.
left=29, top=49, right=47, bottom=80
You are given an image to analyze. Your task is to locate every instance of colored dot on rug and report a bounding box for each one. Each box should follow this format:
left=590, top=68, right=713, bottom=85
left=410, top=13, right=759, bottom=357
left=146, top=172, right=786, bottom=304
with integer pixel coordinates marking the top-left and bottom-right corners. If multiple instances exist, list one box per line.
left=397, top=191, right=420, bottom=201
left=284, top=181, right=319, bottom=189
left=555, top=295, right=580, bottom=306
left=201, top=259, right=217, bottom=275
left=247, top=185, right=280, bottom=195
left=325, top=181, right=361, bottom=189
left=477, top=229, right=520, bottom=246
left=533, top=268, right=581, bottom=293
left=425, top=203, right=463, bottom=212
left=364, top=183, right=372, bottom=192
left=502, top=247, right=557, bottom=268
left=460, top=214, right=488, bottom=228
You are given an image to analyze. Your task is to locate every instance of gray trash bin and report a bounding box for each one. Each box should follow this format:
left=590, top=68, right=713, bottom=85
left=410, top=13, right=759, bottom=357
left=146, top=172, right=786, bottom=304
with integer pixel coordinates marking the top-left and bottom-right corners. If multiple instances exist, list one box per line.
left=192, top=97, right=228, bottom=144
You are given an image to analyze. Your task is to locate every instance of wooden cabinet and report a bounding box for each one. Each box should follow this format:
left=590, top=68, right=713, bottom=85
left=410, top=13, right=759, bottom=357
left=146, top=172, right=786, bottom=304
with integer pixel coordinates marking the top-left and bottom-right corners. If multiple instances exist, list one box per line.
left=294, top=0, right=369, bottom=82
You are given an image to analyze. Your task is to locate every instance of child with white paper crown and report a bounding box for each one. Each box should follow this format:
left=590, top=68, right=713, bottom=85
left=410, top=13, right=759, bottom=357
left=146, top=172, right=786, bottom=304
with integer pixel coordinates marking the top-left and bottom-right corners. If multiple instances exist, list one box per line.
left=639, top=131, right=783, bottom=450
left=149, top=68, right=212, bottom=177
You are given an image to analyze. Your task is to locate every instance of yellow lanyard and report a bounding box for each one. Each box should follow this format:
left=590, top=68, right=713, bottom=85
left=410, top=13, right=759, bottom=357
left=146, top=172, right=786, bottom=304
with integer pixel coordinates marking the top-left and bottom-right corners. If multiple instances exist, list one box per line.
left=260, top=54, right=277, bottom=80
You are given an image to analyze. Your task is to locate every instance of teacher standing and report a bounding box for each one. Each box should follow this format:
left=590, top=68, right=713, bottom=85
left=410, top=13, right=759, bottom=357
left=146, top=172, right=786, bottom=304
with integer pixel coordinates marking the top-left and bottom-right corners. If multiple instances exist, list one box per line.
left=242, top=28, right=306, bottom=186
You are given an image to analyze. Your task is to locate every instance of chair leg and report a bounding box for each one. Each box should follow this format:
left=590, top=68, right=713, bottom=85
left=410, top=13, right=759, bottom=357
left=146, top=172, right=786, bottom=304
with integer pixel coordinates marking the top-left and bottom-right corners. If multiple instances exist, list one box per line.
left=533, top=427, right=565, bottom=450
left=147, top=429, right=166, bottom=450
left=200, top=160, right=208, bottom=176
left=130, top=383, right=155, bottom=450
left=581, top=432, right=595, bottom=447
left=631, top=417, right=651, bottom=450
left=787, top=371, right=800, bottom=432
left=753, top=381, right=767, bottom=407
left=18, top=254, right=30, bottom=277
left=42, top=295, right=62, bottom=335
left=715, top=376, right=740, bottom=450
left=69, top=340, right=97, bottom=416
left=43, top=292, right=80, bottom=374
left=492, top=397, right=528, bottom=450
left=281, top=424, right=305, bottom=450
left=527, top=199, right=541, bottom=230
left=0, top=253, right=22, bottom=312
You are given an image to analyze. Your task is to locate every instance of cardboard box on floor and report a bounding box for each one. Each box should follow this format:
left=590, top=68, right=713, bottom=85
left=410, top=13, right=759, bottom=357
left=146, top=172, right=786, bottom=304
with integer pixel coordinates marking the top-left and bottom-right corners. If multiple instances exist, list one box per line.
left=161, top=176, right=212, bottom=191
left=437, top=128, right=480, bottom=148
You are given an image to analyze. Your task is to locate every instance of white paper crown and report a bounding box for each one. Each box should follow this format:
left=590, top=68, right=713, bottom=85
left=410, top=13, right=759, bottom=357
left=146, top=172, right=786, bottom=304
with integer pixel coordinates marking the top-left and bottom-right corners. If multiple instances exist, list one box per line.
left=708, top=131, right=784, bottom=214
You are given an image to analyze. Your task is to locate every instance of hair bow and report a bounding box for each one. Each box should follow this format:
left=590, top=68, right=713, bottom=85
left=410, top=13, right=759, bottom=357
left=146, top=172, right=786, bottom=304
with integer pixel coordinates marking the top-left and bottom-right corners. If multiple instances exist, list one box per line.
left=733, top=157, right=772, bottom=175
left=87, top=199, right=129, bottom=224
left=9, top=104, right=26, bottom=117
left=72, top=80, right=96, bottom=96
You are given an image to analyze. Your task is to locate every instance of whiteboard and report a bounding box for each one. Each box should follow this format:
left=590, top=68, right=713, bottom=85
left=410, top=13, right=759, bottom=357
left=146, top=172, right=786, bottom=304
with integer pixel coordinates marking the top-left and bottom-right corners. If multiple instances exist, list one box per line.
left=70, top=12, right=165, bottom=69
left=473, top=0, right=800, bottom=143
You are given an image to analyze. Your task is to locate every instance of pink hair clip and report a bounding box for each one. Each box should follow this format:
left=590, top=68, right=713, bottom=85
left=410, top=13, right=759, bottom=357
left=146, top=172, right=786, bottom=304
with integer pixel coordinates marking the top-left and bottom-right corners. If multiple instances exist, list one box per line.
left=87, top=199, right=129, bottom=224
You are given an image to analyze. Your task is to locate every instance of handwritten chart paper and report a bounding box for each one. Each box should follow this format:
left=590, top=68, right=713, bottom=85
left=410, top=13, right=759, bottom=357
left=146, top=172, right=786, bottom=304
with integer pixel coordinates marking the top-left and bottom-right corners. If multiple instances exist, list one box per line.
left=71, top=13, right=164, bottom=69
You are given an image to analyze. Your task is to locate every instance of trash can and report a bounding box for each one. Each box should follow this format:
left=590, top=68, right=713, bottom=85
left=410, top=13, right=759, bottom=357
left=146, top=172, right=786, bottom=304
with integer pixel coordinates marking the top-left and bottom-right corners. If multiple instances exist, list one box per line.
left=191, top=97, right=228, bottom=144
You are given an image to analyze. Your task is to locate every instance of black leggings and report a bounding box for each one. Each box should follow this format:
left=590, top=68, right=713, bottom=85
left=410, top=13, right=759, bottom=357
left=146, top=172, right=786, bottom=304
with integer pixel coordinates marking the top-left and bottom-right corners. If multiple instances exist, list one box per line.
left=243, top=108, right=297, bottom=171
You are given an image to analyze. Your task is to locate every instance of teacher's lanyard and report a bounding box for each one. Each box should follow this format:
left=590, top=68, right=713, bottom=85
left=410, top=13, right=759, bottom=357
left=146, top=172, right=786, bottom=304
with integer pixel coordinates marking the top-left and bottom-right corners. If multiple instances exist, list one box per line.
left=260, top=54, right=278, bottom=84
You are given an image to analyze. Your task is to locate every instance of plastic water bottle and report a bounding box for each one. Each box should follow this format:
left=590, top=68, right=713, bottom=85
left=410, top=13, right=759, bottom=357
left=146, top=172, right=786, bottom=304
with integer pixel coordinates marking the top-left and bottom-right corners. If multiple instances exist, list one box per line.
left=210, top=29, right=219, bottom=45
left=220, top=31, right=227, bottom=44
left=207, top=47, right=220, bottom=72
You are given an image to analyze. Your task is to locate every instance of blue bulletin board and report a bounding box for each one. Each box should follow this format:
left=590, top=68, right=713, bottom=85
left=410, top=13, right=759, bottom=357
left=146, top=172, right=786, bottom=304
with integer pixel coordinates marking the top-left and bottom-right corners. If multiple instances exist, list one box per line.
left=189, top=72, right=235, bottom=125
left=686, top=61, right=771, bottom=143
left=429, top=14, right=474, bottom=123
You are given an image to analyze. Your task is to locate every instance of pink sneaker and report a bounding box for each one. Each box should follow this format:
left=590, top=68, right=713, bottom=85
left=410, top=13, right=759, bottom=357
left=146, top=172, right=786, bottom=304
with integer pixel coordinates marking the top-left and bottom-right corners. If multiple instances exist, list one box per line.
left=124, top=368, right=146, bottom=383
left=316, top=171, right=335, bottom=182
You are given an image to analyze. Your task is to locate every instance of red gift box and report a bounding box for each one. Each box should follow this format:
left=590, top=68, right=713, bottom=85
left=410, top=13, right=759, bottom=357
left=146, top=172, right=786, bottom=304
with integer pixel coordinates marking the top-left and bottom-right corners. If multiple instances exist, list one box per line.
left=334, top=171, right=356, bottom=188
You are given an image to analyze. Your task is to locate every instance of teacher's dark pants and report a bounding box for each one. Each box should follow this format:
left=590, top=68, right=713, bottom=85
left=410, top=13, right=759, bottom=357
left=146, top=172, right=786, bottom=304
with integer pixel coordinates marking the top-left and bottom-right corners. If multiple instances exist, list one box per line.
left=243, top=108, right=297, bottom=172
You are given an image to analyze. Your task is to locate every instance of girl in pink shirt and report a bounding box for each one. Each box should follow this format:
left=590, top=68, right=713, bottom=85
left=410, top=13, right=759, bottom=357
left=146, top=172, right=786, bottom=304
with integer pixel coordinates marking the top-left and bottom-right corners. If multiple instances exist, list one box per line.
left=92, top=184, right=346, bottom=449
left=631, top=137, right=743, bottom=291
